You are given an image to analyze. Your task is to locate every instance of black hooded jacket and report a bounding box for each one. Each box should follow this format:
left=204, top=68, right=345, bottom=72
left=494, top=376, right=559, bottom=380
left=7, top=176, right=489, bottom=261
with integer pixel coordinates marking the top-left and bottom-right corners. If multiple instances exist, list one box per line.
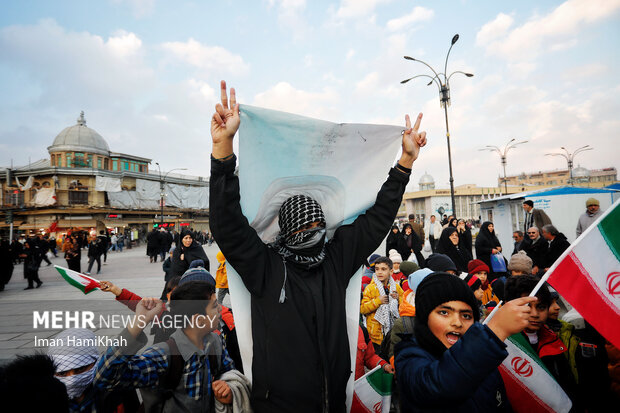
left=170, top=230, right=209, bottom=276
left=436, top=227, right=472, bottom=273
left=210, top=154, right=410, bottom=413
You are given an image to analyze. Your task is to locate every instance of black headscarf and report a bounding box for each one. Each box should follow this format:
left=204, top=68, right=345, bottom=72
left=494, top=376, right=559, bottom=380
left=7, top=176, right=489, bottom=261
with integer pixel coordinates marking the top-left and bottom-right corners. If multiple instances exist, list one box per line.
left=436, top=227, right=471, bottom=272
left=477, top=221, right=501, bottom=248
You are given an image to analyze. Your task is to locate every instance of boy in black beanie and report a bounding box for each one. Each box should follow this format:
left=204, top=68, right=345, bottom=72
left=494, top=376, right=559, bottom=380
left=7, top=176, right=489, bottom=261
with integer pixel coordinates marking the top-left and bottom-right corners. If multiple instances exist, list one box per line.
left=395, top=272, right=537, bottom=412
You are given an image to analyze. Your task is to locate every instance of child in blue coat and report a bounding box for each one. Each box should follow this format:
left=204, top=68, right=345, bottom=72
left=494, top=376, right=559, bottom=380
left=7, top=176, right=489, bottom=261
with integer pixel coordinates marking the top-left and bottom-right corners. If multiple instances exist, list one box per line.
left=395, top=272, right=537, bottom=412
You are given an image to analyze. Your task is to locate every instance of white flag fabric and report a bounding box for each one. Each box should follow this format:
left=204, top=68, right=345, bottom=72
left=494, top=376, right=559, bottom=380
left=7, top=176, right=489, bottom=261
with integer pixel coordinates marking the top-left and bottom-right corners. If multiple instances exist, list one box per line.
left=226, top=104, right=404, bottom=411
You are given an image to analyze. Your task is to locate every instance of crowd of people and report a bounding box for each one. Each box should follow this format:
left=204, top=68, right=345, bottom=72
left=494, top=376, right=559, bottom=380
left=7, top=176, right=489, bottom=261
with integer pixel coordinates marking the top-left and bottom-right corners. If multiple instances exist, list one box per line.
left=0, top=81, right=617, bottom=413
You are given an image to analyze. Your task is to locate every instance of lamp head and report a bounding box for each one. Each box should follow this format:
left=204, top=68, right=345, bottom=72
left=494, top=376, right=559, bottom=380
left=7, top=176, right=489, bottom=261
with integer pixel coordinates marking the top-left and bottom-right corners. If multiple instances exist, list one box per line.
left=451, top=34, right=459, bottom=45
left=465, top=73, right=474, bottom=77
left=404, top=56, right=415, bottom=61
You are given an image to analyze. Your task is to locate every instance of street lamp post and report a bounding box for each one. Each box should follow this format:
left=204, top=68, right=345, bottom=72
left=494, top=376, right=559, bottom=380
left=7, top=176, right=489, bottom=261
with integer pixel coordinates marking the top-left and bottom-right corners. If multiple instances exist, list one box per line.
left=479, top=138, right=528, bottom=193
left=545, top=146, right=593, bottom=186
left=401, top=34, right=473, bottom=216
left=155, top=163, right=188, bottom=226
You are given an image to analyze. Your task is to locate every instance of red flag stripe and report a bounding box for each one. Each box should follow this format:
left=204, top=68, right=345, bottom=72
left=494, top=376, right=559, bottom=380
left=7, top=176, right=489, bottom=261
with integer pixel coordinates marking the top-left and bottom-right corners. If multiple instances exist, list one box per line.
left=499, top=365, right=555, bottom=413
left=548, top=252, right=620, bottom=348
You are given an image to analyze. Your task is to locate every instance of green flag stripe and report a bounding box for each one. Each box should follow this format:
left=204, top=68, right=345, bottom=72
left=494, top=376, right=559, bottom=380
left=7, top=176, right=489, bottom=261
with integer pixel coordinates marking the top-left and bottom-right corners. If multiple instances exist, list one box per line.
left=509, top=333, right=554, bottom=378
left=61, top=273, right=87, bottom=291
left=366, top=369, right=392, bottom=396
left=598, top=204, right=620, bottom=262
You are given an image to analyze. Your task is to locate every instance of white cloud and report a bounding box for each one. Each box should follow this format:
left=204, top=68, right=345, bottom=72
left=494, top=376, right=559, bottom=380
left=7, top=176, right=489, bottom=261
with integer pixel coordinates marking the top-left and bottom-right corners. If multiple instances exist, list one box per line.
left=386, top=6, right=434, bottom=32
left=252, top=82, right=339, bottom=119
left=161, top=38, right=249, bottom=75
left=476, top=13, right=513, bottom=46
left=106, top=30, right=142, bottom=58
left=346, top=49, right=355, bottom=60
left=477, top=0, right=620, bottom=61
left=0, top=19, right=153, bottom=106
left=267, top=0, right=308, bottom=39
left=335, top=0, right=392, bottom=19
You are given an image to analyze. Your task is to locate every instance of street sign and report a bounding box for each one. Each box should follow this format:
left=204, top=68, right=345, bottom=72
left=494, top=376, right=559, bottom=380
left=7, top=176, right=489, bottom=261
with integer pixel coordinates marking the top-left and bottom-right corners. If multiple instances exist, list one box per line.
left=5, top=211, right=13, bottom=224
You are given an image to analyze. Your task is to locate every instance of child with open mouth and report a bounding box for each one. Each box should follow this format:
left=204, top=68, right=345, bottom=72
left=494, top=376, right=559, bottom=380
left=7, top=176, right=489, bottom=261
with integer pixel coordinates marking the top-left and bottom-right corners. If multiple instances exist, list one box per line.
left=395, top=272, right=537, bottom=412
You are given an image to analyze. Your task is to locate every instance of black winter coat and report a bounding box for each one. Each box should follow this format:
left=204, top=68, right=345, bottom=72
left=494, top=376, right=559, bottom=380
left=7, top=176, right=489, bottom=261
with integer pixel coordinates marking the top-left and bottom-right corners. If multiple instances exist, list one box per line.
left=210, top=155, right=409, bottom=413
left=544, top=233, right=570, bottom=269
left=524, top=237, right=548, bottom=270
left=170, top=240, right=209, bottom=276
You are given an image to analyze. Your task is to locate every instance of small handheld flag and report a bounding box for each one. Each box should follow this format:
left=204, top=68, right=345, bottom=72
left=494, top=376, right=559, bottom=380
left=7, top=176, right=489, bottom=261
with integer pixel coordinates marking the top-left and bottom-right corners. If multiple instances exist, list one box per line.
left=54, top=265, right=101, bottom=294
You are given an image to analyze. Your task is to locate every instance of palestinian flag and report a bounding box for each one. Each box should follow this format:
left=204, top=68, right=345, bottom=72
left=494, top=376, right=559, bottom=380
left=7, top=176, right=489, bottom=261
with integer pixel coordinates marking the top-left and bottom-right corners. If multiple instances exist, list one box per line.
left=544, top=200, right=620, bottom=348
left=54, top=265, right=101, bottom=294
left=499, top=333, right=572, bottom=413
left=351, top=365, right=392, bottom=413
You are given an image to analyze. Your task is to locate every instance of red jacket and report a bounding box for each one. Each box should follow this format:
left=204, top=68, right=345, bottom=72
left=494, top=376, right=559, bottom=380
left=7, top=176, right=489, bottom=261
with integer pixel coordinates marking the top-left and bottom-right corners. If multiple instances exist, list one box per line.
left=355, top=326, right=386, bottom=380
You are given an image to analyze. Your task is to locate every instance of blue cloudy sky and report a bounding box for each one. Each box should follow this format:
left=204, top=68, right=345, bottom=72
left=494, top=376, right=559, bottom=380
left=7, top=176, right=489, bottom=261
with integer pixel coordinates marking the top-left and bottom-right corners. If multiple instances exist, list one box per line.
left=1, top=0, right=619, bottom=189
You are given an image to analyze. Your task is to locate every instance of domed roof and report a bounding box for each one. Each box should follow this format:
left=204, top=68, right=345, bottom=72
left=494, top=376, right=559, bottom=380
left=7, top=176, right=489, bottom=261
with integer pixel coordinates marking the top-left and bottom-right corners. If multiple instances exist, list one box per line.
left=573, top=166, right=590, bottom=178
left=419, top=172, right=435, bottom=185
left=47, top=112, right=110, bottom=156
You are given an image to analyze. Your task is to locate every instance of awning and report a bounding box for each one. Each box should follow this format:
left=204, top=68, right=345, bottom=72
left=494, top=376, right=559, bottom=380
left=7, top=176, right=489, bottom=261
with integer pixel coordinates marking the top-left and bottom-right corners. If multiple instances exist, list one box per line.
left=56, top=219, right=99, bottom=229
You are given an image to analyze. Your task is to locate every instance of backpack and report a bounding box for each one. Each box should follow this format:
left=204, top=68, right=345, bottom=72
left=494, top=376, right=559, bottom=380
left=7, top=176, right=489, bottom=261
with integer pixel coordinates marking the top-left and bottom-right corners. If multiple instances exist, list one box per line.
left=379, top=316, right=415, bottom=361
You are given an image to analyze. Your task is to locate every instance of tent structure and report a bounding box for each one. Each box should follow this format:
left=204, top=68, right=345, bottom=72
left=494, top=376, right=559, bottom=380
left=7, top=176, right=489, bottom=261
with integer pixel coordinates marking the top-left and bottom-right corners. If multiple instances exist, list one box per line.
left=478, top=186, right=619, bottom=253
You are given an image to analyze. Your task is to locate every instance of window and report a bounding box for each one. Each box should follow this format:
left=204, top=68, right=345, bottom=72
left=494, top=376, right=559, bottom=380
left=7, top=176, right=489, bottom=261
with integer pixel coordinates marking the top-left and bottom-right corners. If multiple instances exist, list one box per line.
left=104, top=159, right=109, bottom=170
left=97, top=157, right=102, bottom=169
left=69, top=191, right=89, bottom=204
left=112, top=160, right=117, bottom=170
left=87, top=154, right=93, bottom=167
left=66, top=154, right=72, bottom=167
left=74, top=152, right=85, bottom=167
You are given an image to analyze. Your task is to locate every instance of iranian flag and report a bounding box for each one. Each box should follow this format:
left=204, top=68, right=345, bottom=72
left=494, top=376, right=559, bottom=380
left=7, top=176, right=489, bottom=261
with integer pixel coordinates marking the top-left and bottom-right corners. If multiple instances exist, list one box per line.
left=350, top=365, right=392, bottom=413
left=500, top=333, right=572, bottom=413
left=54, top=265, right=101, bottom=294
left=542, top=200, right=620, bottom=348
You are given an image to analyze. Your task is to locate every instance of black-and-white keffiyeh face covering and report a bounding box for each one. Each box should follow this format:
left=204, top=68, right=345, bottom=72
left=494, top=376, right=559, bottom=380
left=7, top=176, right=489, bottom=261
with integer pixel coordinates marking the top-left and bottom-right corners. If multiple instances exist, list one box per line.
left=271, top=194, right=327, bottom=268
left=48, top=328, right=99, bottom=399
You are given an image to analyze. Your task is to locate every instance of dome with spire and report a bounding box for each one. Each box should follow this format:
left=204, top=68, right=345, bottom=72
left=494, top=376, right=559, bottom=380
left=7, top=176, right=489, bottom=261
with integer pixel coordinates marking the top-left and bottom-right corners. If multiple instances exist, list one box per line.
left=47, top=111, right=110, bottom=156
left=572, top=166, right=590, bottom=178
left=419, top=172, right=435, bottom=190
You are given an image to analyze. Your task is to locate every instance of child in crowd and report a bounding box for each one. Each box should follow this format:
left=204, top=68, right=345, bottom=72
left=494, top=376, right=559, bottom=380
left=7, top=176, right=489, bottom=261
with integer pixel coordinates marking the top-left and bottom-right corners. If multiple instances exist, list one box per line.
left=361, top=256, right=403, bottom=353
left=504, top=275, right=579, bottom=407
left=47, top=328, right=139, bottom=413
left=95, top=281, right=251, bottom=412
left=395, top=272, right=537, bottom=412
left=387, top=268, right=433, bottom=362
left=424, top=253, right=457, bottom=274
left=467, top=259, right=499, bottom=307
left=507, top=251, right=532, bottom=276
left=460, top=273, right=485, bottom=320
left=355, top=325, right=393, bottom=380
left=398, top=260, right=419, bottom=291
left=389, top=249, right=405, bottom=284
left=362, top=253, right=382, bottom=293
left=546, top=290, right=615, bottom=411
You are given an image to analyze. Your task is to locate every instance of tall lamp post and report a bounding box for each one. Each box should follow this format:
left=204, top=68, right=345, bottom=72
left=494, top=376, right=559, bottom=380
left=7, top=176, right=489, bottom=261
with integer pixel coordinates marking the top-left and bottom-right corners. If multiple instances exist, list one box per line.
left=401, top=34, right=473, bottom=216
left=479, top=138, right=528, bottom=193
left=155, top=163, right=188, bottom=226
left=545, top=145, right=593, bottom=186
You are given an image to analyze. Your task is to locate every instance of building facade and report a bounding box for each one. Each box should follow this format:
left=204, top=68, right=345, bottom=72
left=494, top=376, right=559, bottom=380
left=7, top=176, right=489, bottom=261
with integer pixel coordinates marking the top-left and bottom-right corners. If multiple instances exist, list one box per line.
left=501, top=166, right=617, bottom=187
left=0, top=112, right=209, bottom=240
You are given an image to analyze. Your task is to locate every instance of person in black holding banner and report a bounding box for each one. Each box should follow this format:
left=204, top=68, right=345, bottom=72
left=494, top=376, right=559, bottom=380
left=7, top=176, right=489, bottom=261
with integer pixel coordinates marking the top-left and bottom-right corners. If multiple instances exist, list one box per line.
left=209, top=80, right=426, bottom=413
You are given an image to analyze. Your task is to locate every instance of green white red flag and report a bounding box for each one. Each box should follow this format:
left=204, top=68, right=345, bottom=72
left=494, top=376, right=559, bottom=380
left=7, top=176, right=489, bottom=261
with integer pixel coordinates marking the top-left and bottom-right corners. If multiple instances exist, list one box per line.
left=542, top=200, right=620, bottom=348
left=54, top=265, right=101, bottom=294
left=499, top=333, right=572, bottom=413
left=350, top=365, right=392, bottom=413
